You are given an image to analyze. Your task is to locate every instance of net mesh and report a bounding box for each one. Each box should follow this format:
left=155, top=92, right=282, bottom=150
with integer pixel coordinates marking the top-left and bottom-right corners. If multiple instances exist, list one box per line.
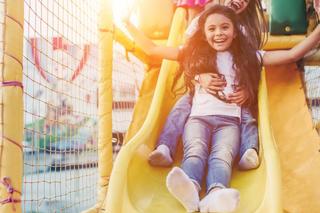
left=23, top=1, right=99, bottom=212
left=304, top=66, right=320, bottom=133
left=111, top=42, right=144, bottom=159
left=22, top=0, right=144, bottom=212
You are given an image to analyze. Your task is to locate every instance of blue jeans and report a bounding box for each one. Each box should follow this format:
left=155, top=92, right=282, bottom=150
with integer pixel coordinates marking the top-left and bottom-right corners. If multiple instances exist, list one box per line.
left=240, top=108, right=259, bottom=157
left=157, top=94, right=259, bottom=158
left=182, top=116, right=240, bottom=192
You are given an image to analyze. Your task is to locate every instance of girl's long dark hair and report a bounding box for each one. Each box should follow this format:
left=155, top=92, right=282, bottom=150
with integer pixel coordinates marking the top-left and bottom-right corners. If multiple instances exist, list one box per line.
left=238, top=0, right=267, bottom=49
left=180, top=5, right=262, bottom=108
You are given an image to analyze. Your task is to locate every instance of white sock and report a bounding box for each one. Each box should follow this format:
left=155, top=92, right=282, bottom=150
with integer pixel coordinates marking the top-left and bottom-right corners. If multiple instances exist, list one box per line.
left=199, top=188, right=240, bottom=213
left=148, top=144, right=173, bottom=167
left=166, top=167, right=199, bottom=212
left=238, top=148, right=259, bottom=170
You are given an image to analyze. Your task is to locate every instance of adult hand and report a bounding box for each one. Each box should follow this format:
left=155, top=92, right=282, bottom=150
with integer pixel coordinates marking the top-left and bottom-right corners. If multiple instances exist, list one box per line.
left=198, top=73, right=226, bottom=94
left=227, top=86, right=249, bottom=106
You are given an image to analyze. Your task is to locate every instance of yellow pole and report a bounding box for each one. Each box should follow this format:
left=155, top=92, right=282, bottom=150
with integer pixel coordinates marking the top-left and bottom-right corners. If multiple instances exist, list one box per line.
left=0, top=0, right=24, bottom=212
left=98, top=0, right=114, bottom=209
left=82, top=0, right=114, bottom=212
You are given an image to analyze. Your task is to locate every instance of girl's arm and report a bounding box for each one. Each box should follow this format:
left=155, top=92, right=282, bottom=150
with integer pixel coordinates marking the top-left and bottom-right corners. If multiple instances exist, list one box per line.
left=263, top=25, right=320, bottom=66
left=124, top=21, right=180, bottom=60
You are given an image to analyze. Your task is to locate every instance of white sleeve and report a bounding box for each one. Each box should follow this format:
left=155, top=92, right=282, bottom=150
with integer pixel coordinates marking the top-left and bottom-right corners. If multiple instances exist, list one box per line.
left=184, top=16, right=200, bottom=38
left=257, top=50, right=265, bottom=63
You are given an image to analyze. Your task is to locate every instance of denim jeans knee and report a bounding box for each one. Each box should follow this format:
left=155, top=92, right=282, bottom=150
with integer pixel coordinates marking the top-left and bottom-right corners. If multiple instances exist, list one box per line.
left=181, top=117, right=211, bottom=189
left=206, top=116, right=240, bottom=192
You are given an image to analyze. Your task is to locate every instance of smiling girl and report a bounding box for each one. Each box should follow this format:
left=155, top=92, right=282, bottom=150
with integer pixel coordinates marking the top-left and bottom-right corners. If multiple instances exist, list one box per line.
left=150, top=0, right=266, bottom=172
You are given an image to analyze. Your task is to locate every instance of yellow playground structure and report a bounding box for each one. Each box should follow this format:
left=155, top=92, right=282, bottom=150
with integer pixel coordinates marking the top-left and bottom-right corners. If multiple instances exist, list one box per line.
left=1, top=0, right=320, bottom=213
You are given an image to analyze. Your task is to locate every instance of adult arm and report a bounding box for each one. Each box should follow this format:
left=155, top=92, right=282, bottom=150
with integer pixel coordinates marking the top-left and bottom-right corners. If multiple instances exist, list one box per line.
left=263, top=25, right=320, bottom=66
left=227, top=86, right=249, bottom=106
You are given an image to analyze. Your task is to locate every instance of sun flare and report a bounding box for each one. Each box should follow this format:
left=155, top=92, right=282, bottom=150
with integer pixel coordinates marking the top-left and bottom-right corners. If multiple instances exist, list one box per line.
left=112, top=0, right=136, bottom=24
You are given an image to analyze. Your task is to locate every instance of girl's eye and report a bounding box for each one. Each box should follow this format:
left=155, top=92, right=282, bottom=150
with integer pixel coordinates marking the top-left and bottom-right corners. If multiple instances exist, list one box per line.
left=222, top=26, right=229, bottom=30
left=208, top=27, right=216, bottom=31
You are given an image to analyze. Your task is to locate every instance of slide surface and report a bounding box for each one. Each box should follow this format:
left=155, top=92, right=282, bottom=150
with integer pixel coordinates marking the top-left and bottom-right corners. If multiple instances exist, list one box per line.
left=265, top=64, right=320, bottom=213
left=106, top=64, right=320, bottom=213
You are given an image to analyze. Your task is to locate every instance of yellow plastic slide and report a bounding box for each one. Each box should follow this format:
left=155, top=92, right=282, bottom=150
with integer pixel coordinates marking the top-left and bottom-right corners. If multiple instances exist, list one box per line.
left=105, top=8, right=282, bottom=213
left=265, top=64, right=320, bottom=213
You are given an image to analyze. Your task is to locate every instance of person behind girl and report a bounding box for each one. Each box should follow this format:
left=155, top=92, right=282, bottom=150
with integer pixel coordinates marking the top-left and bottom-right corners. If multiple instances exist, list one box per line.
left=173, top=0, right=211, bottom=25
left=123, top=4, right=320, bottom=212
left=149, top=0, right=267, bottom=170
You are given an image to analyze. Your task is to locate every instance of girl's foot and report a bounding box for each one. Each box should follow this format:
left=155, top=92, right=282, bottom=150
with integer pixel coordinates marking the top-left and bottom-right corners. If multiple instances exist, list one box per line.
left=199, top=188, right=240, bottom=213
left=148, top=145, right=173, bottom=167
left=238, top=148, right=259, bottom=170
left=166, top=167, right=199, bottom=212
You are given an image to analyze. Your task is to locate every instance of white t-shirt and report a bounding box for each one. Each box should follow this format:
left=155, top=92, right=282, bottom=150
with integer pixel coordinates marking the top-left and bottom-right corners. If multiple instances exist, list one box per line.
left=190, top=51, right=241, bottom=118
left=190, top=51, right=264, bottom=118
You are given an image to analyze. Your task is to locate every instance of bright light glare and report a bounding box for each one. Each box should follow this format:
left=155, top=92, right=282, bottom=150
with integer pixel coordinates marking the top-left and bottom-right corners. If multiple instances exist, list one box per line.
left=112, top=0, right=135, bottom=25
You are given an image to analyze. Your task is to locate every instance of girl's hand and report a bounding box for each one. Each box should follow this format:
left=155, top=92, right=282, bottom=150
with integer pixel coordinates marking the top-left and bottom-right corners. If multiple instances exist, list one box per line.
left=227, top=86, right=249, bottom=106
left=199, top=73, right=226, bottom=94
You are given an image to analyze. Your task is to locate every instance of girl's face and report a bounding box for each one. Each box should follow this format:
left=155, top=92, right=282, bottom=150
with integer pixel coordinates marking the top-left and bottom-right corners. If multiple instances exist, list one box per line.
left=224, top=0, right=250, bottom=14
left=204, top=13, right=236, bottom=51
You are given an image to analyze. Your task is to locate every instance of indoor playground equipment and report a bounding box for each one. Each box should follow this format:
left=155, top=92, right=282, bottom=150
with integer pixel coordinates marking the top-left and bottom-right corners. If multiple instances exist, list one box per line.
left=0, top=0, right=319, bottom=213
left=99, top=0, right=320, bottom=213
